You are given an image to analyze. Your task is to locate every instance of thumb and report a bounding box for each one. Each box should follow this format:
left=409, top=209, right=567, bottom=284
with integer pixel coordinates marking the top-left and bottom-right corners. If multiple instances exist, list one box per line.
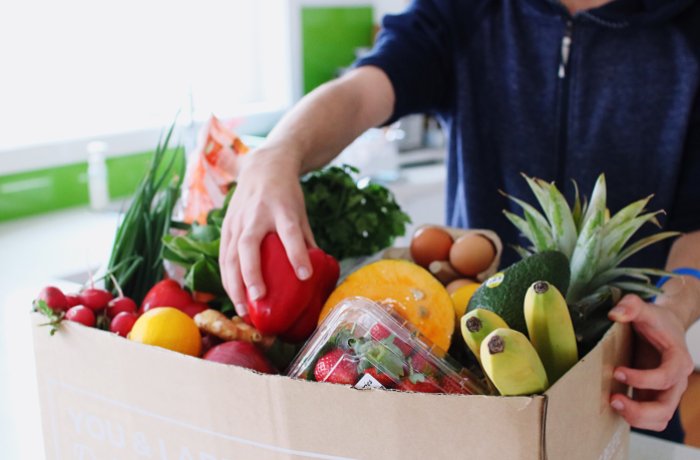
left=608, top=294, right=651, bottom=325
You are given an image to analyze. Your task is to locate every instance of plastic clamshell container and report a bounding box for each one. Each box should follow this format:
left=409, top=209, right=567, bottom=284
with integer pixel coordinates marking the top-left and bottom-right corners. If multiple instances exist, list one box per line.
left=287, top=297, right=490, bottom=395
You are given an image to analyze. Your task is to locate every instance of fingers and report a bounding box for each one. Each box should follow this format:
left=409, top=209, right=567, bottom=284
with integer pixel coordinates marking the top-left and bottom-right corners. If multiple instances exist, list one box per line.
left=277, top=214, right=313, bottom=280
left=238, top=229, right=266, bottom=301
left=228, top=257, right=248, bottom=316
left=606, top=293, right=694, bottom=432
left=610, top=380, right=687, bottom=431
left=608, top=294, right=652, bottom=324
left=220, top=221, right=249, bottom=316
left=614, top=347, right=693, bottom=391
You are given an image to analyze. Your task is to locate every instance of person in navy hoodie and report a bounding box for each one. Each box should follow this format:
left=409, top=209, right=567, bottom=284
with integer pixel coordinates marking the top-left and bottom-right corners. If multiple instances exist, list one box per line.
left=220, top=0, right=700, bottom=442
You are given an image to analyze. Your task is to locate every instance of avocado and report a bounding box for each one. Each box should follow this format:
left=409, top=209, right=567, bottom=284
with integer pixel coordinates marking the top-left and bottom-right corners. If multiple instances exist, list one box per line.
left=466, top=251, right=570, bottom=335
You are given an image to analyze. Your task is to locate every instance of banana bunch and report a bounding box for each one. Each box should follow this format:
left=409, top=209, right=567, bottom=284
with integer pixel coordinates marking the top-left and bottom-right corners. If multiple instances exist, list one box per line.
left=461, top=281, right=578, bottom=396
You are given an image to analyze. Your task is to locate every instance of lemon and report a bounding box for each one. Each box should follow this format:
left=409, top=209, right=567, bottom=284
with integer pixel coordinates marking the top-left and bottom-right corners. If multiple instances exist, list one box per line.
left=451, top=283, right=481, bottom=320
left=129, top=307, right=202, bottom=356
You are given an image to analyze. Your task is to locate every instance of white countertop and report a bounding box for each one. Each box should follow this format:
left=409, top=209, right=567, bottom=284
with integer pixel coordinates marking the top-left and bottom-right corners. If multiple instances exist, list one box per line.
left=2, top=170, right=700, bottom=459
left=630, top=433, right=700, bottom=459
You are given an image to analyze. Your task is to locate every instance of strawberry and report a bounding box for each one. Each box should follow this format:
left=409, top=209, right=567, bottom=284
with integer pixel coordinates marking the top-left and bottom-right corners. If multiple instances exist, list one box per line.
left=314, top=349, right=359, bottom=385
left=369, top=323, right=412, bottom=356
left=409, top=353, right=438, bottom=377
left=397, top=376, right=441, bottom=393
left=440, top=376, right=469, bottom=395
left=363, top=367, right=396, bottom=388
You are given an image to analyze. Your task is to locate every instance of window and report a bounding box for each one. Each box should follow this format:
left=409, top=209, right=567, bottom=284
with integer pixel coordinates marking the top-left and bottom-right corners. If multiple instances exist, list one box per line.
left=0, top=0, right=291, bottom=166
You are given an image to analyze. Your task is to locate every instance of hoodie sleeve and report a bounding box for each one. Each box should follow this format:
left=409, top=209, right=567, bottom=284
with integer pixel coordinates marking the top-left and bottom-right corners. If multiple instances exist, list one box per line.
left=354, top=0, right=458, bottom=124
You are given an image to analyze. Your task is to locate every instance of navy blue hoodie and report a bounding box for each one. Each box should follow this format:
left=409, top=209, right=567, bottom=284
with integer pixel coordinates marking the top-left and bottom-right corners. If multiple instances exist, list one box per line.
left=356, top=0, right=700, bottom=269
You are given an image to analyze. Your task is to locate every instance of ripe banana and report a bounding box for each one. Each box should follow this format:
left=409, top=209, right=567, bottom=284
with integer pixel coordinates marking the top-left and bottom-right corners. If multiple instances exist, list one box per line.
left=480, top=328, right=549, bottom=396
left=460, top=309, right=509, bottom=362
left=524, top=280, right=579, bottom=384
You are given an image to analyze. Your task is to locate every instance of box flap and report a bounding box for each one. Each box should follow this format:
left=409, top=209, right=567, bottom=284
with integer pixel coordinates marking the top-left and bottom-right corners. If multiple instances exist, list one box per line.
left=544, top=322, right=632, bottom=460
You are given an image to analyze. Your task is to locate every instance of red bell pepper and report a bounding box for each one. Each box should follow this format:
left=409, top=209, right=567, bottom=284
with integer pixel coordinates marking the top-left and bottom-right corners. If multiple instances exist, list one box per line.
left=280, top=251, right=340, bottom=343
left=246, top=233, right=340, bottom=341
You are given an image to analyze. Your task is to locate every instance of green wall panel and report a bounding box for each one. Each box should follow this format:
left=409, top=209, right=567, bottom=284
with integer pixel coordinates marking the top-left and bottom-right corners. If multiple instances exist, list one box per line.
left=302, top=6, right=374, bottom=95
left=0, top=163, right=89, bottom=222
left=0, top=135, right=256, bottom=223
left=106, top=151, right=153, bottom=199
left=0, top=149, right=183, bottom=223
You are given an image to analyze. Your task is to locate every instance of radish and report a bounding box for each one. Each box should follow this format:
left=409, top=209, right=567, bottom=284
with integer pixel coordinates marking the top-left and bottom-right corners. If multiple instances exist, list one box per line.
left=106, top=275, right=137, bottom=318
left=107, top=297, right=137, bottom=318
left=80, top=288, right=113, bottom=312
left=37, top=286, right=68, bottom=312
left=65, top=306, right=96, bottom=327
left=110, top=312, right=138, bottom=337
left=65, top=293, right=81, bottom=308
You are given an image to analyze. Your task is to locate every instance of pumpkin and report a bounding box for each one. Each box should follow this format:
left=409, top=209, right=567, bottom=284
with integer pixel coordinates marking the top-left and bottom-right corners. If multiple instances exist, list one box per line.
left=319, top=259, right=454, bottom=351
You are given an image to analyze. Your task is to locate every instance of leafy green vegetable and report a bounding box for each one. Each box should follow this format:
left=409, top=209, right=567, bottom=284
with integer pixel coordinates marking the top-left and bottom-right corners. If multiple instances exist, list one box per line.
left=163, top=223, right=223, bottom=295
left=106, top=123, right=185, bottom=304
left=302, top=165, right=411, bottom=260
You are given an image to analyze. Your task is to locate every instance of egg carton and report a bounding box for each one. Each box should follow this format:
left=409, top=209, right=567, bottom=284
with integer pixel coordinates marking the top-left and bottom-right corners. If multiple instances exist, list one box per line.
left=382, top=225, right=503, bottom=284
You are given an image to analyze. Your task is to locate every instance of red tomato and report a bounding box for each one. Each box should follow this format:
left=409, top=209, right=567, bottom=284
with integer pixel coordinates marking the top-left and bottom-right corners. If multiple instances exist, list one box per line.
left=140, top=279, right=193, bottom=314
left=179, top=302, right=209, bottom=318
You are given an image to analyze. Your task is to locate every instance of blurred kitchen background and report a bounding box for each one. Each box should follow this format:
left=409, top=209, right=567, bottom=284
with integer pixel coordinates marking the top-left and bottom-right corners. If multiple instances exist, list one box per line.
left=2, top=1, right=700, bottom=458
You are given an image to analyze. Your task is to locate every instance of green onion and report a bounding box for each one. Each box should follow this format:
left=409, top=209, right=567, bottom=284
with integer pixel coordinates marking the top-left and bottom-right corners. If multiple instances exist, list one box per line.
left=105, top=123, right=185, bottom=304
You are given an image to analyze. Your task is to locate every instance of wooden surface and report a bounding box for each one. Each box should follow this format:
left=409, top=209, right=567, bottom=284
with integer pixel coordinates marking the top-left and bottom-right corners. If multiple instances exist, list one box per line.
left=681, top=372, right=700, bottom=448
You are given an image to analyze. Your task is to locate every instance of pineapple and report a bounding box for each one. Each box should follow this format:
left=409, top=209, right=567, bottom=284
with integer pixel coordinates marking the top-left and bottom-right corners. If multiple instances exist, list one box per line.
left=502, top=174, right=679, bottom=309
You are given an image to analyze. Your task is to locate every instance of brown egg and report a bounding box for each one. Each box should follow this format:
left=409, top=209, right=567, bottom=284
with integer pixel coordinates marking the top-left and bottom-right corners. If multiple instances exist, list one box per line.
left=449, top=234, right=496, bottom=277
left=446, top=278, right=478, bottom=294
left=410, top=226, right=453, bottom=268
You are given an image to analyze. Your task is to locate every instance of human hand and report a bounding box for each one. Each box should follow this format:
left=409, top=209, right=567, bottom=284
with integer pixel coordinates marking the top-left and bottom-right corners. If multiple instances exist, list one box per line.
left=219, top=149, right=316, bottom=316
left=608, top=294, right=694, bottom=431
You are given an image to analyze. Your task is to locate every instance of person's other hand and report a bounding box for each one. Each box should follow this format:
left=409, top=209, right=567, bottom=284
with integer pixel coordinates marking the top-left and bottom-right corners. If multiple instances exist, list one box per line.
left=219, top=149, right=316, bottom=316
left=608, top=294, right=694, bottom=431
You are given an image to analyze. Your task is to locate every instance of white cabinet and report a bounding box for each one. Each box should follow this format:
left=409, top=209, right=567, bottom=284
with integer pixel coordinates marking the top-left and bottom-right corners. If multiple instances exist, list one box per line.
left=385, top=164, right=446, bottom=246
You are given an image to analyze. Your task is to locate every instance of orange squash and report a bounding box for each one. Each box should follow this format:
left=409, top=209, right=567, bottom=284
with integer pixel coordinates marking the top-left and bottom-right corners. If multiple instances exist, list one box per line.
left=319, top=259, right=454, bottom=351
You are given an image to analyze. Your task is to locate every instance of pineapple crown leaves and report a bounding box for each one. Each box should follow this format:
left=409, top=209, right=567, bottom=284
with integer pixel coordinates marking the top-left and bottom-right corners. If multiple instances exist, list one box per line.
left=503, top=173, right=681, bottom=304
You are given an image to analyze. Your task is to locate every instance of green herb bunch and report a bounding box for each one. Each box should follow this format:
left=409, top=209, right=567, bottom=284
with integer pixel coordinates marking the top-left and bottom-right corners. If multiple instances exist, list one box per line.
left=302, top=165, right=411, bottom=260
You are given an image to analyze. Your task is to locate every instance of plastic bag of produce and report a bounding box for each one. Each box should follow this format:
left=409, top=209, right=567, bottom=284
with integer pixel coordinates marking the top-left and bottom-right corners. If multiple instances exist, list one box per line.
left=178, top=115, right=248, bottom=225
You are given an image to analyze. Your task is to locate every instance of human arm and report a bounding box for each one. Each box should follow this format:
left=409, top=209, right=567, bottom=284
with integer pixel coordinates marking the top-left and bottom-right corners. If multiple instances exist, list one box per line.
left=219, top=67, right=394, bottom=315
left=608, top=231, right=700, bottom=431
left=219, top=0, right=458, bottom=315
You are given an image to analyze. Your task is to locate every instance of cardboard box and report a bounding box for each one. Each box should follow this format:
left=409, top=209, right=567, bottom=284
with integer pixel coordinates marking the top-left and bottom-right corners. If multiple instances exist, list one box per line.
left=32, top=313, right=631, bottom=460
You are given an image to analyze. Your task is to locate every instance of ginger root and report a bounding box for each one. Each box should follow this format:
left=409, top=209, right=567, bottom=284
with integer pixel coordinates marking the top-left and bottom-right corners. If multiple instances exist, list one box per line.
left=194, top=309, right=274, bottom=348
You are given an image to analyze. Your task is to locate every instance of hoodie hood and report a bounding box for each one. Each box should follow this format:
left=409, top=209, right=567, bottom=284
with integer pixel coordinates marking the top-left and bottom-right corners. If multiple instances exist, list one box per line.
left=539, top=0, right=698, bottom=26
